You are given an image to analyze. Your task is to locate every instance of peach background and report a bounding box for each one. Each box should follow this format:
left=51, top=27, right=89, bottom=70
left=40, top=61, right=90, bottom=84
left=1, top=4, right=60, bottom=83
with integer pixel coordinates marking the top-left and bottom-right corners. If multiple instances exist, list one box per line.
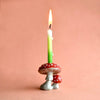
left=0, top=0, right=100, bottom=100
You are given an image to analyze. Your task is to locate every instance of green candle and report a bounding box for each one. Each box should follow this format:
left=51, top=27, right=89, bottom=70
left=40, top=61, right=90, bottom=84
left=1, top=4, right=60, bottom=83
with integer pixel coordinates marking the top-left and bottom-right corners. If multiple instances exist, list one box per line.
left=48, top=9, right=53, bottom=63
left=48, top=29, right=53, bottom=63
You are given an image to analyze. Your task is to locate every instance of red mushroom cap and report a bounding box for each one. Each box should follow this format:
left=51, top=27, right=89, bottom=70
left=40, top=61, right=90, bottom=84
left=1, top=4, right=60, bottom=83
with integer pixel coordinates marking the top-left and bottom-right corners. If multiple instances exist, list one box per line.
left=38, top=63, right=61, bottom=74
left=53, top=75, right=62, bottom=83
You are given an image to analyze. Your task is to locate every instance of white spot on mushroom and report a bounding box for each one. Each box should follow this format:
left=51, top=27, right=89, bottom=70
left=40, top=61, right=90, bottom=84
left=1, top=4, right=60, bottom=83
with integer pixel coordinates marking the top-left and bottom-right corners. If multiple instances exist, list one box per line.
left=54, top=77, right=56, bottom=79
left=51, top=64, right=53, bottom=66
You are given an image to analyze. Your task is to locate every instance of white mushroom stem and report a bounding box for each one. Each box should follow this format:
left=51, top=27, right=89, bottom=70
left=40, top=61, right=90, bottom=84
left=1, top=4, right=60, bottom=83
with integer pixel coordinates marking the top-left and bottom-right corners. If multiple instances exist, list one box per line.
left=46, top=71, right=53, bottom=81
left=52, top=83, right=59, bottom=89
left=40, top=72, right=53, bottom=90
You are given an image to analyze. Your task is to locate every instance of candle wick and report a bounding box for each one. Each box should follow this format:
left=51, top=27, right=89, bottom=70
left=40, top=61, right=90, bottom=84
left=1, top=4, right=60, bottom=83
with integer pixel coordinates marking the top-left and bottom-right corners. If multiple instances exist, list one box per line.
left=49, top=24, right=52, bottom=29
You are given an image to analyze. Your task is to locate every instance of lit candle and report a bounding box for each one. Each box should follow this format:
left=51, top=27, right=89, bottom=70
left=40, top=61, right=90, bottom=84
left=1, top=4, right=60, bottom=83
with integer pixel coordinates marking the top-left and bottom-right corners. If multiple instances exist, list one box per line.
left=38, top=9, right=62, bottom=90
left=48, top=9, right=53, bottom=63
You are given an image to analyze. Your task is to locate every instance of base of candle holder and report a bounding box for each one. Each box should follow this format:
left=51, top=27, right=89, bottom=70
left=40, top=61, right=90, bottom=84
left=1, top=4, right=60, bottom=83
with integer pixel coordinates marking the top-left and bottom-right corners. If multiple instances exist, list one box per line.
left=40, top=80, right=53, bottom=90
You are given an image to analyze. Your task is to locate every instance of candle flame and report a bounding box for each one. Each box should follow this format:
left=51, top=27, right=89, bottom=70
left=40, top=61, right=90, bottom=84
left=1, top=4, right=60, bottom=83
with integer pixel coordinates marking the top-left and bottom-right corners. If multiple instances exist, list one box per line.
left=48, top=9, right=52, bottom=28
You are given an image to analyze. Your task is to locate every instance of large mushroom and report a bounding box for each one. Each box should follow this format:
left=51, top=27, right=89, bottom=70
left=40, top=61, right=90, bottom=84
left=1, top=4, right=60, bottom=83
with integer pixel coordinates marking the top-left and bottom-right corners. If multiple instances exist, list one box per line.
left=52, top=75, right=62, bottom=89
left=38, top=63, right=61, bottom=90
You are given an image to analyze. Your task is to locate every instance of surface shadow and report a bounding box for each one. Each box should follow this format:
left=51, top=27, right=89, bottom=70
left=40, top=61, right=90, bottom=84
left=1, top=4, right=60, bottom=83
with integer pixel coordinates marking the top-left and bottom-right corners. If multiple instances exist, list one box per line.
left=15, top=85, right=40, bottom=91
left=0, top=85, right=40, bottom=92
left=21, top=86, right=40, bottom=90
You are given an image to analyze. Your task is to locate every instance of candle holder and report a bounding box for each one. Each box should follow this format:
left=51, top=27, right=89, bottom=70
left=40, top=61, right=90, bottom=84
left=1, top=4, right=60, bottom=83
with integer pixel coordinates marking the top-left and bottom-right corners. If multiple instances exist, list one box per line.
left=38, top=63, right=62, bottom=90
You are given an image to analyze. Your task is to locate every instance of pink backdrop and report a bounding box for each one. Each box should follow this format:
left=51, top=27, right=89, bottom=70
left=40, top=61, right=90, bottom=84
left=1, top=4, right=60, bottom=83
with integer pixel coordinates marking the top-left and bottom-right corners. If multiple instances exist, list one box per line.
left=0, top=0, right=100, bottom=100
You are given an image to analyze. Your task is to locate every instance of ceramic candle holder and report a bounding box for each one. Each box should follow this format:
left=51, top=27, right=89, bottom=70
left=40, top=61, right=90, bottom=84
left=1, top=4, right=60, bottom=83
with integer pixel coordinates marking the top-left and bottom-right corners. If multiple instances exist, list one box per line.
left=38, top=63, right=62, bottom=90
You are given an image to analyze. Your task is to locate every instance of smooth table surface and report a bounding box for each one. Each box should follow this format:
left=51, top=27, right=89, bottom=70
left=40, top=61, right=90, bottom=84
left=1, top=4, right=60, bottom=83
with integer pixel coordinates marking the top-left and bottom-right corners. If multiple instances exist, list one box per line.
left=0, top=0, right=100, bottom=100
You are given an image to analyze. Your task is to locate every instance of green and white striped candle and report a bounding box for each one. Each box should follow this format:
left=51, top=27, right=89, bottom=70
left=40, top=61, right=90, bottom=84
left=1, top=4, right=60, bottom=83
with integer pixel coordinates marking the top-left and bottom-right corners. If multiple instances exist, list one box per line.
left=48, top=9, right=53, bottom=63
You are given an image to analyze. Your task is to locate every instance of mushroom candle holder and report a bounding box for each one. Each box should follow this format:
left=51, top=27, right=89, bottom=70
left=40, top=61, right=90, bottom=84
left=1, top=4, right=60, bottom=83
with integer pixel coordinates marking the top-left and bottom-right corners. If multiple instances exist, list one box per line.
left=38, top=63, right=62, bottom=90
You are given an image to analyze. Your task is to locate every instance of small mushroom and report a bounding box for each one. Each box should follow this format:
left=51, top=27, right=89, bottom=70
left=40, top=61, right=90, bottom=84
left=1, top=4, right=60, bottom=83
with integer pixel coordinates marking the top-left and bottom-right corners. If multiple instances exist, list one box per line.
left=52, top=75, right=62, bottom=89
left=38, top=63, right=61, bottom=90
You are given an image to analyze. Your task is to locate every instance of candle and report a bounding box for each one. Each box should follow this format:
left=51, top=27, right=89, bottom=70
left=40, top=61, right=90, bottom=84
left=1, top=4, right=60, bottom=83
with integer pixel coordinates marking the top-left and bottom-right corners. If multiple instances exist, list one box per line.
left=48, top=9, right=53, bottom=63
